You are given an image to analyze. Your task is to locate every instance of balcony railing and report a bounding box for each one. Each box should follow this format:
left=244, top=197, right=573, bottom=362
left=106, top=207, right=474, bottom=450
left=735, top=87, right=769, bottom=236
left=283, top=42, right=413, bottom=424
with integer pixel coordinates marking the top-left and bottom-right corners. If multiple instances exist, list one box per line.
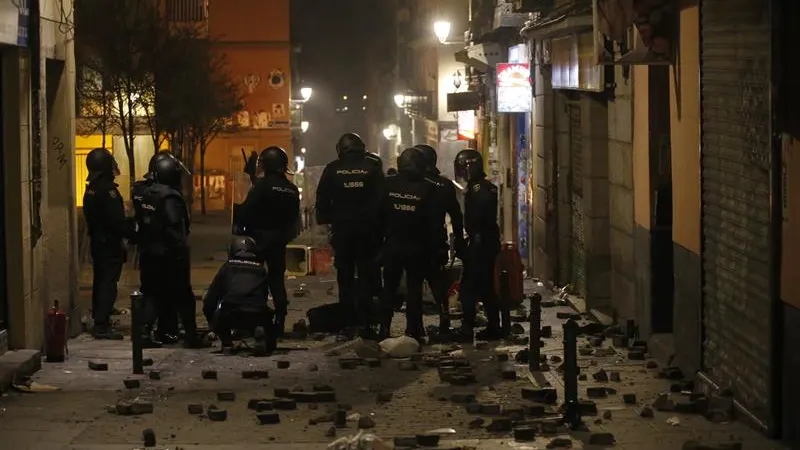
left=166, top=0, right=207, bottom=23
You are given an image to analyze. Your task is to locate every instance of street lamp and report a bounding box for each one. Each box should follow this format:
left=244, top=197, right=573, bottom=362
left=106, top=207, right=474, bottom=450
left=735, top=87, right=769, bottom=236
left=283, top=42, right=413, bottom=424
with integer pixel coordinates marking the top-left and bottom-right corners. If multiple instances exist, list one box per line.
left=383, top=124, right=399, bottom=140
left=300, top=87, right=313, bottom=101
left=434, top=21, right=451, bottom=44
left=301, top=147, right=306, bottom=154
left=393, top=94, right=406, bottom=108
left=301, top=121, right=310, bottom=133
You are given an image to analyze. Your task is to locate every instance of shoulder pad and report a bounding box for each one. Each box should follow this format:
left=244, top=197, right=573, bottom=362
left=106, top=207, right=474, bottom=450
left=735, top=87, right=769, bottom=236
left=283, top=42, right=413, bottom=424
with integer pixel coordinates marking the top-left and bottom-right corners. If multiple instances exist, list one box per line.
left=424, top=177, right=440, bottom=186
left=366, top=153, right=380, bottom=163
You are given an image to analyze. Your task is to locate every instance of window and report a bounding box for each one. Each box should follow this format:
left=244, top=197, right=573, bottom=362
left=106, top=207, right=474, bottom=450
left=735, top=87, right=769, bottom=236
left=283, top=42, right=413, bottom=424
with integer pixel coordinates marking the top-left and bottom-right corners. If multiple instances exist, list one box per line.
left=166, top=0, right=207, bottom=22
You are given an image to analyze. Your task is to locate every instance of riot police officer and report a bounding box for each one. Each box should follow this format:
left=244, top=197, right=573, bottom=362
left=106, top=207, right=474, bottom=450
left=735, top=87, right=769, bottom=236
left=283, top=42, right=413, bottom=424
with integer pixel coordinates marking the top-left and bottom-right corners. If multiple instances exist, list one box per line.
left=237, top=146, right=300, bottom=337
left=131, top=151, right=173, bottom=346
left=378, top=148, right=439, bottom=343
left=414, top=144, right=465, bottom=334
left=203, top=236, right=276, bottom=355
left=315, top=133, right=384, bottom=335
left=83, top=148, right=130, bottom=340
left=453, top=149, right=503, bottom=342
left=137, top=153, right=201, bottom=347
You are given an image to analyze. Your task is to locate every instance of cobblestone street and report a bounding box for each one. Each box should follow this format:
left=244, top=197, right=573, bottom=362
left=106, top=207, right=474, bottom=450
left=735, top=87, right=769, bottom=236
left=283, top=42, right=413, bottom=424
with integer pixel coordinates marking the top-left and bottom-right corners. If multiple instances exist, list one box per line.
left=0, top=216, right=789, bottom=449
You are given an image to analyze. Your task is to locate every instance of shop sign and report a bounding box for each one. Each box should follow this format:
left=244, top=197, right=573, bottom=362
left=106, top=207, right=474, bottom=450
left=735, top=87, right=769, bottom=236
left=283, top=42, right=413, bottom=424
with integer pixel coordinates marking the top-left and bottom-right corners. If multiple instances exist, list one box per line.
left=496, top=63, right=532, bottom=113
left=0, top=0, right=28, bottom=47
left=426, top=120, right=438, bottom=144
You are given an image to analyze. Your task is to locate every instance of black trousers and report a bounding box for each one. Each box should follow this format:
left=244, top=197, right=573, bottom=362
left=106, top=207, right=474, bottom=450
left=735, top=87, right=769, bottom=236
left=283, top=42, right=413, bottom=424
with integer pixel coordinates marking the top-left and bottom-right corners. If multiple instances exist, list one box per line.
left=425, top=264, right=450, bottom=328
left=381, top=252, right=427, bottom=337
left=459, top=241, right=500, bottom=330
left=142, top=254, right=196, bottom=338
left=258, top=246, right=288, bottom=317
left=211, top=303, right=275, bottom=345
left=90, top=248, right=123, bottom=327
left=332, top=230, right=378, bottom=327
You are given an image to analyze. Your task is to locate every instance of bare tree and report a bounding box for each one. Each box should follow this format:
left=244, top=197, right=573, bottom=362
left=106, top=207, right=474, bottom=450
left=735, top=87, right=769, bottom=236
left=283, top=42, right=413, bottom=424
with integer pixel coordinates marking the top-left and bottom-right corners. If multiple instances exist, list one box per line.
left=75, top=0, right=163, bottom=187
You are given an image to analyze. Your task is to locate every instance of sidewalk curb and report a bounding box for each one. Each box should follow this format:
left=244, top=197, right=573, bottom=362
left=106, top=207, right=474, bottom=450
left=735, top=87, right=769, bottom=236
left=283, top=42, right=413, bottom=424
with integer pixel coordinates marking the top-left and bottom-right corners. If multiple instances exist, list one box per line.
left=0, top=350, right=41, bottom=393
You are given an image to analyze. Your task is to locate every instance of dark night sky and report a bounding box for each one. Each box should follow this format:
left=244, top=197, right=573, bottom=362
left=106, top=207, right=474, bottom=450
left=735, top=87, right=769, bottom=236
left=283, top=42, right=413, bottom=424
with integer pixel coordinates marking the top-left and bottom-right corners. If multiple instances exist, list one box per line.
left=291, top=0, right=393, bottom=166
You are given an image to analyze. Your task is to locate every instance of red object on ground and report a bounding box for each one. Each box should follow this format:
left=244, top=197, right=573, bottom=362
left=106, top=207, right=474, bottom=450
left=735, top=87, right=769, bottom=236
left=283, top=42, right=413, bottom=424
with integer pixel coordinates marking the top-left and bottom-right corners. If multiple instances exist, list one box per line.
left=45, top=301, right=68, bottom=363
left=495, top=242, right=524, bottom=307
left=310, top=247, right=334, bottom=276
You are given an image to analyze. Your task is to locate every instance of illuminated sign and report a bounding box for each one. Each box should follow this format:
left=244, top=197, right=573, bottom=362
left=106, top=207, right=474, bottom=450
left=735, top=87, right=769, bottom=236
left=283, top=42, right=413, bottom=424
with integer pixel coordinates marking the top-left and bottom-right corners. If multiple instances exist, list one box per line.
left=457, top=111, right=476, bottom=141
left=496, top=63, right=532, bottom=113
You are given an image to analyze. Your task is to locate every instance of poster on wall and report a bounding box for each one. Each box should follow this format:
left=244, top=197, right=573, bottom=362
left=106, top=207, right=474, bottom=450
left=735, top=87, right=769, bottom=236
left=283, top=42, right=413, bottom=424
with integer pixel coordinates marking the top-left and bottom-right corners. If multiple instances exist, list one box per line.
left=496, top=63, right=532, bottom=113
left=516, top=124, right=531, bottom=262
left=592, top=0, right=676, bottom=65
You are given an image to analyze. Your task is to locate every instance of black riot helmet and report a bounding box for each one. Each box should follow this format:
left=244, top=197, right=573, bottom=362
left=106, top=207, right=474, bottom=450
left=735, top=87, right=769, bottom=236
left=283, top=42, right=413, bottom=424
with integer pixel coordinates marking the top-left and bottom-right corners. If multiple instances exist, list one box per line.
left=258, top=146, right=293, bottom=175
left=228, top=236, right=258, bottom=258
left=336, top=132, right=366, bottom=157
left=387, top=167, right=398, bottom=176
left=454, top=149, right=484, bottom=182
left=85, top=148, right=119, bottom=181
left=152, top=152, right=188, bottom=190
left=145, top=151, right=173, bottom=180
left=397, top=147, right=426, bottom=176
left=413, top=144, right=438, bottom=173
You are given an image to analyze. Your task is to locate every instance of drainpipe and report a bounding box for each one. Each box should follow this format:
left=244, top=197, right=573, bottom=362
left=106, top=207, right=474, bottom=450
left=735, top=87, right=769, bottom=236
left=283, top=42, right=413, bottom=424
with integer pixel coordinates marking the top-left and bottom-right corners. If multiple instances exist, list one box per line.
left=768, top=0, right=784, bottom=438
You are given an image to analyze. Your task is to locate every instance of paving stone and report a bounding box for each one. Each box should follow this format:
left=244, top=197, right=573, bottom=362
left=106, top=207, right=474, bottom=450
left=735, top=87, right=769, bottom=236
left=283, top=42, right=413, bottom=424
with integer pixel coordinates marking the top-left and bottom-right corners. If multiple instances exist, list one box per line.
left=640, top=406, right=655, bottom=418
left=659, top=366, right=684, bottom=379
left=365, top=358, right=382, bottom=368
left=415, top=433, right=440, bottom=446
left=589, top=432, right=615, bottom=445
left=339, top=359, right=359, bottom=370
left=148, top=370, right=161, bottom=380
left=309, top=364, right=319, bottom=371
left=592, top=368, right=609, bottom=382
left=142, top=357, right=154, bottom=366
left=377, top=392, right=393, bottom=403
left=275, top=398, right=297, bottom=410
left=540, top=421, right=560, bottom=434
left=485, top=417, right=512, bottom=432
left=468, top=417, right=485, bottom=428
left=602, top=409, right=612, bottom=419
left=325, top=426, right=337, bottom=437
left=496, top=352, right=509, bottom=362
left=622, top=393, right=637, bottom=404
left=201, top=370, right=217, bottom=380
left=276, top=360, right=291, bottom=369
left=394, top=436, right=418, bottom=447
left=334, top=409, right=348, bottom=427
left=646, top=360, right=659, bottom=369
left=609, top=370, right=621, bottom=382
left=513, top=425, right=536, bottom=441
left=131, top=399, right=153, bottom=415
left=611, top=334, right=628, bottom=348
left=521, top=387, right=557, bottom=404
left=586, top=386, right=608, bottom=398
left=241, top=370, right=269, bottom=379
left=123, top=378, right=141, bottom=389
left=479, top=403, right=502, bottom=415
left=290, top=391, right=321, bottom=402
left=88, top=361, right=108, bottom=371
left=541, top=325, right=552, bottom=337
left=466, top=403, right=482, bottom=414
left=274, top=387, right=291, bottom=397
left=546, top=437, right=572, bottom=448
left=653, top=393, right=675, bottom=411
left=523, top=404, right=546, bottom=417
left=187, top=404, right=204, bottom=415
left=628, top=350, right=646, bottom=360
left=207, top=405, right=227, bottom=421
left=500, top=363, right=517, bottom=380
left=450, top=393, right=475, bottom=403
left=578, top=400, right=598, bottom=415
left=256, top=412, right=280, bottom=425
left=216, top=391, right=236, bottom=401
left=142, top=428, right=156, bottom=447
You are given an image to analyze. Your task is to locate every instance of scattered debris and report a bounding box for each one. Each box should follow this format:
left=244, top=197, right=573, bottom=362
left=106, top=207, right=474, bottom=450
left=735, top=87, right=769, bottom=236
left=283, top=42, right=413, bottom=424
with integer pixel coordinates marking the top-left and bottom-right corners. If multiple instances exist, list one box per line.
left=257, top=412, right=281, bottom=425
left=667, top=416, right=681, bottom=426
left=201, top=370, right=217, bottom=380
left=513, top=426, right=536, bottom=441
left=640, top=406, right=655, bottom=418
left=148, top=370, right=161, bottom=380
left=187, top=404, right=204, bottom=415
left=88, top=361, right=108, bottom=371
left=217, top=391, right=236, bottom=402
left=546, top=437, right=573, bottom=448
left=242, top=370, right=269, bottom=379
left=276, top=360, right=291, bottom=369
left=142, top=428, right=156, bottom=447
left=589, top=432, right=615, bottom=445
left=123, top=379, right=140, bottom=389
left=207, top=405, right=227, bottom=421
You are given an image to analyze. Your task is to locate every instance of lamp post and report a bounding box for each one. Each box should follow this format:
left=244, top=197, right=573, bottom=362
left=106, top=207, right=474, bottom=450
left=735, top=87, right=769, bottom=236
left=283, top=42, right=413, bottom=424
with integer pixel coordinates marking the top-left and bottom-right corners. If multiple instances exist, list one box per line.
left=434, top=20, right=451, bottom=44
left=300, top=87, right=312, bottom=102
left=393, top=94, right=406, bottom=109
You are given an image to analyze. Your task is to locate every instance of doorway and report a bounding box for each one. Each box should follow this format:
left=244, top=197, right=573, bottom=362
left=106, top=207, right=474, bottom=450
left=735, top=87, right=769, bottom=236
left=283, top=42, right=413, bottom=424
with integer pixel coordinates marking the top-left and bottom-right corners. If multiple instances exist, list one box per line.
left=649, top=66, right=674, bottom=333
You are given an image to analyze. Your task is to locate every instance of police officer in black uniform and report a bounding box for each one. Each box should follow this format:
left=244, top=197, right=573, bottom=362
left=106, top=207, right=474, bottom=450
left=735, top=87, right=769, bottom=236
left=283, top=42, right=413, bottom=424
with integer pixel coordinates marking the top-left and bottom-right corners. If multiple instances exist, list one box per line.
left=203, top=236, right=276, bottom=355
left=137, top=153, right=201, bottom=347
left=452, top=149, right=503, bottom=341
left=131, top=151, right=173, bottom=346
left=315, top=133, right=384, bottom=335
left=377, top=148, right=439, bottom=342
left=83, top=148, right=130, bottom=340
left=414, top=144, right=465, bottom=334
left=237, top=146, right=300, bottom=337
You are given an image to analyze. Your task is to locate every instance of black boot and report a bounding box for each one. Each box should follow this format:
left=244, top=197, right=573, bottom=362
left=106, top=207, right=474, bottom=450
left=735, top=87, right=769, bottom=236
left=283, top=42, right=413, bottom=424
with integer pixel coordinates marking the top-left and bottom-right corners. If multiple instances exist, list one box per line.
left=274, top=314, right=286, bottom=338
left=93, top=323, right=124, bottom=340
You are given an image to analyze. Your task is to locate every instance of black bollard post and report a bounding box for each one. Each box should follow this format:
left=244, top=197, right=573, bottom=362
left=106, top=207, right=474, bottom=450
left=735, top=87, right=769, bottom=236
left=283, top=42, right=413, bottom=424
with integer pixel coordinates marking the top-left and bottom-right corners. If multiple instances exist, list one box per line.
left=529, top=293, right=542, bottom=371
left=130, top=290, right=144, bottom=375
left=562, top=318, right=581, bottom=428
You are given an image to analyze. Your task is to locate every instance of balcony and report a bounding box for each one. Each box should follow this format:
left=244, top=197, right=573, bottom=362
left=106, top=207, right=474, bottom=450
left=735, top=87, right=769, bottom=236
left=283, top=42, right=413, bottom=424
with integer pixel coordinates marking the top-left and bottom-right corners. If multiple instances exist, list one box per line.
left=165, top=0, right=207, bottom=23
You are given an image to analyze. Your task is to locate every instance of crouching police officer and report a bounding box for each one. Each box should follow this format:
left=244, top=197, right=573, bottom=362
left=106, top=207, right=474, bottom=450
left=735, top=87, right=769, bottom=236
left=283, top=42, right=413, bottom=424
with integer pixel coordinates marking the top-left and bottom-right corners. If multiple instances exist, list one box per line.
left=237, top=146, right=300, bottom=338
left=452, top=149, right=503, bottom=342
left=131, top=151, right=173, bottom=346
left=84, top=148, right=132, bottom=340
left=315, top=133, right=384, bottom=335
left=203, top=236, right=276, bottom=355
left=137, top=153, right=202, bottom=348
left=377, top=148, right=439, bottom=343
left=414, top=144, right=465, bottom=335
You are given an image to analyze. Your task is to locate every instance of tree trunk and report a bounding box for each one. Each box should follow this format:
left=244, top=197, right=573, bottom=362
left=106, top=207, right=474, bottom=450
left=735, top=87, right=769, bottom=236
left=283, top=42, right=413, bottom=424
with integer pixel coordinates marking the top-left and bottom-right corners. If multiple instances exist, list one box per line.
left=200, top=140, right=207, bottom=215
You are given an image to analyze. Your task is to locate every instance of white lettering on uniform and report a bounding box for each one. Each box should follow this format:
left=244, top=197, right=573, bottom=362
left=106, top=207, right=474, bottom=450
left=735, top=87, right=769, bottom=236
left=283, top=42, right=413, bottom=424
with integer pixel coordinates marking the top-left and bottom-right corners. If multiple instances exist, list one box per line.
left=272, top=186, right=295, bottom=195
left=343, top=181, right=364, bottom=188
left=142, top=204, right=156, bottom=211
left=393, top=203, right=416, bottom=212
left=389, top=192, right=421, bottom=201
left=336, top=169, right=369, bottom=175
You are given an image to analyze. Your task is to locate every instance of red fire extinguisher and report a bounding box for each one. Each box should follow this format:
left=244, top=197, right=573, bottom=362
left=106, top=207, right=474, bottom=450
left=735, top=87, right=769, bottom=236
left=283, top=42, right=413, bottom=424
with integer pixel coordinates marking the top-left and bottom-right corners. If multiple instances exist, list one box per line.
left=45, top=300, right=68, bottom=363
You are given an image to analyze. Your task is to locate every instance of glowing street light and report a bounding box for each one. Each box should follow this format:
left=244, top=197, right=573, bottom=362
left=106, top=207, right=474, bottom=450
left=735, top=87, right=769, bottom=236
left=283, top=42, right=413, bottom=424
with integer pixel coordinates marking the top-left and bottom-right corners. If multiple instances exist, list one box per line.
left=301, top=147, right=306, bottom=154
left=300, top=87, right=313, bottom=101
left=434, top=21, right=451, bottom=44
left=382, top=124, right=399, bottom=140
left=393, top=94, right=406, bottom=108
left=301, top=121, right=310, bottom=133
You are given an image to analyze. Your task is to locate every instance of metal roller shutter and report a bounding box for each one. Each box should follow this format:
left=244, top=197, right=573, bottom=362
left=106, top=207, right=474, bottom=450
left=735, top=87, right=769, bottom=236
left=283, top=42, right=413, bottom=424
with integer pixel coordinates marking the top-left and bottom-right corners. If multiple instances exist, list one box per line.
left=700, top=0, right=772, bottom=424
left=568, top=104, right=586, bottom=296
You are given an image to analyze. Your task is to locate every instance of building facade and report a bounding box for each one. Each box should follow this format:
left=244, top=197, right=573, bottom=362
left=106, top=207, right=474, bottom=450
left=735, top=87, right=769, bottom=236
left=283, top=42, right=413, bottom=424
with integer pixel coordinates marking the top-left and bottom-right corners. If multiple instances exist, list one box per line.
left=0, top=0, right=79, bottom=352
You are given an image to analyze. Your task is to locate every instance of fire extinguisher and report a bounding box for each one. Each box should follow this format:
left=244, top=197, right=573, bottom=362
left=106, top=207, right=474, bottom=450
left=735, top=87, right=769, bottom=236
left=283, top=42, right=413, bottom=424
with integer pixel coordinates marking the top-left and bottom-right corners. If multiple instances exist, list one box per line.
left=45, top=300, right=68, bottom=363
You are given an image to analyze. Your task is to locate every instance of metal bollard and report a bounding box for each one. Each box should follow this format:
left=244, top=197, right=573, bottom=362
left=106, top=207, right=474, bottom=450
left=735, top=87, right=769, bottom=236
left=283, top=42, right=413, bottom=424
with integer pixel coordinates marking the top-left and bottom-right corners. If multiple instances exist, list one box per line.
left=130, top=290, right=144, bottom=375
left=529, top=293, right=542, bottom=371
left=562, top=318, right=581, bottom=427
